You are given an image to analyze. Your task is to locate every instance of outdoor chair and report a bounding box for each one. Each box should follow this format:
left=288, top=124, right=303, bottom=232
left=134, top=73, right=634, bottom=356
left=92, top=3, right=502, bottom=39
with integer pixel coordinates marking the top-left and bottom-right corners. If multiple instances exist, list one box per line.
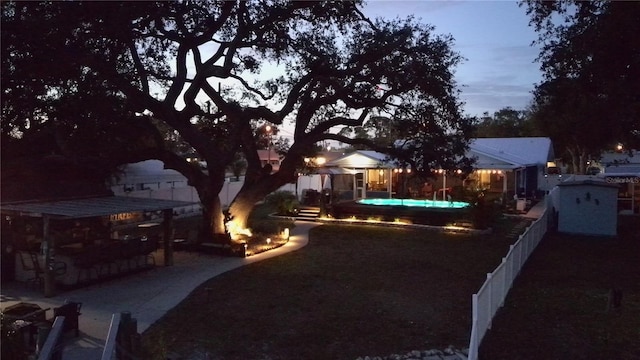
left=174, top=230, right=199, bottom=253
left=140, top=235, right=159, bottom=267
left=19, top=251, right=67, bottom=287
left=73, top=247, right=102, bottom=285
left=18, top=251, right=43, bottom=287
left=99, top=242, right=123, bottom=276
left=120, top=237, right=143, bottom=272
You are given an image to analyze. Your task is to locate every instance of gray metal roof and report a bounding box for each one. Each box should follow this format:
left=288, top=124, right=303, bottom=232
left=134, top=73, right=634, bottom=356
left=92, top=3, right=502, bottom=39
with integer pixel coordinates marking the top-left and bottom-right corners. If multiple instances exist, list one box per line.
left=0, top=196, right=197, bottom=219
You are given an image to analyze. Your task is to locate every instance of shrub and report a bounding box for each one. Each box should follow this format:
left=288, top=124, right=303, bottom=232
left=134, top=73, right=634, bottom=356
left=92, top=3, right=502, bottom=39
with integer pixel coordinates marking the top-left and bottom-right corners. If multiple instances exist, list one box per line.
left=247, top=202, right=295, bottom=235
left=463, top=190, right=500, bottom=229
left=265, top=190, right=299, bottom=216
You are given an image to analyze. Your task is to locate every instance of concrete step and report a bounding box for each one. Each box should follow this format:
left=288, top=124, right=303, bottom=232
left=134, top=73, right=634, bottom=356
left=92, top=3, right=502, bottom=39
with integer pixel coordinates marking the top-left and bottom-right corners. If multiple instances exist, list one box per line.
left=296, top=206, right=320, bottom=220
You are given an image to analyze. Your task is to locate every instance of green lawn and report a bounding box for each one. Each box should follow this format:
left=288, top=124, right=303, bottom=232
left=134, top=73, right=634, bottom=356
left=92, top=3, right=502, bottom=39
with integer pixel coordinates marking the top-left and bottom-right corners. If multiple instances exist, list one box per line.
left=141, top=216, right=528, bottom=360
left=479, top=216, right=640, bottom=360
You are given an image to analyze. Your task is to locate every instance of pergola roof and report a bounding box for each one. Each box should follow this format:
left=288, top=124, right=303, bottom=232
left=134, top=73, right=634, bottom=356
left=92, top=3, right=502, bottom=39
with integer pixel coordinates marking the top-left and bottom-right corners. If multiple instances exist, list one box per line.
left=314, top=167, right=358, bottom=175
left=0, top=196, right=197, bottom=219
left=325, top=151, right=397, bottom=168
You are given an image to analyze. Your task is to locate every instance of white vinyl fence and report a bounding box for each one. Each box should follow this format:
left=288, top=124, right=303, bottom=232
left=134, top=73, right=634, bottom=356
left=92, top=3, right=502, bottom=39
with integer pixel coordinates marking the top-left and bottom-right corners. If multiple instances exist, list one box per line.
left=467, top=204, right=550, bottom=360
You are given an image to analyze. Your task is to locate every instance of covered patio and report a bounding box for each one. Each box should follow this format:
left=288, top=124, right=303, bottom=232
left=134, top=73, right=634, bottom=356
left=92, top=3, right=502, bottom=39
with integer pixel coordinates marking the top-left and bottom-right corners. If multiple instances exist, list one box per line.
left=1, top=196, right=197, bottom=297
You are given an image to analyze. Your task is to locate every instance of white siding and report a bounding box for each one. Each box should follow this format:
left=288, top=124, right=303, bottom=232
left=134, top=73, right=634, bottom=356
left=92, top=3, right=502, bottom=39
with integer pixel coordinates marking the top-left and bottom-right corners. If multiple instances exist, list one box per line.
left=557, top=184, right=618, bottom=236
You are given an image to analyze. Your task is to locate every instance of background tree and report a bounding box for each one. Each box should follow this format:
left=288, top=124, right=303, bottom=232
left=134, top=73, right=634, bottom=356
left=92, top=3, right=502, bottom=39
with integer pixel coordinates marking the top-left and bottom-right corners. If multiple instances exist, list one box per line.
left=2, top=1, right=473, bottom=241
left=474, top=107, right=538, bottom=138
left=337, top=115, right=403, bottom=151
left=523, top=0, right=640, bottom=173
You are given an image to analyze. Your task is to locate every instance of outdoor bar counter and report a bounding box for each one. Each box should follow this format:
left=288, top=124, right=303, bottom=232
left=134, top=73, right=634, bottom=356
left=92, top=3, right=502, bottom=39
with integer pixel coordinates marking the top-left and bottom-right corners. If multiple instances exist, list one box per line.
left=1, top=195, right=197, bottom=296
left=14, top=235, right=158, bottom=288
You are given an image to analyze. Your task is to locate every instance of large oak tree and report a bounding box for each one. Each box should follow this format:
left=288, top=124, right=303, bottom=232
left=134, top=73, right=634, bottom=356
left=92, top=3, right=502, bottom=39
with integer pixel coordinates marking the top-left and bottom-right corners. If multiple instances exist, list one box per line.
left=2, top=1, right=472, bottom=241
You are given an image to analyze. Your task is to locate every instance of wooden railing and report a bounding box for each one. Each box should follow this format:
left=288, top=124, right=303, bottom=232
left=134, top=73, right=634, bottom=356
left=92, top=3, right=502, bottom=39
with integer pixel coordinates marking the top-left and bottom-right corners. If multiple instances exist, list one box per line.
left=101, top=312, right=141, bottom=360
left=37, top=316, right=66, bottom=360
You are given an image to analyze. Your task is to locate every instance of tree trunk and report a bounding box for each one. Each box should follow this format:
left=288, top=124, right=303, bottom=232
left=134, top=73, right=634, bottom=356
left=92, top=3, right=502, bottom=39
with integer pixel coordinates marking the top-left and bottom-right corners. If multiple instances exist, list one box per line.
left=227, top=180, right=275, bottom=233
left=226, top=164, right=296, bottom=237
left=195, top=178, right=227, bottom=241
left=568, top=147, right=588, bottom=175
left=578, top=152, right=586, bottom=175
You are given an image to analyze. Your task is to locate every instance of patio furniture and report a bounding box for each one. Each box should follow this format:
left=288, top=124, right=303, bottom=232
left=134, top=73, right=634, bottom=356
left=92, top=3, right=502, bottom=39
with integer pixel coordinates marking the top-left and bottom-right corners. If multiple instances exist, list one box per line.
left=140, top=235, right=159, bottom=267
left=99, top=242, right=123, bottom=276
left=73, top=247, right=102, bottom=285
left=173, top=230, right=198, bottom=252
left=18, top=251, right=67, bottom=287
left=18, top=251, right=43, bottom=287
left=119, top=237, right=143, bottom=272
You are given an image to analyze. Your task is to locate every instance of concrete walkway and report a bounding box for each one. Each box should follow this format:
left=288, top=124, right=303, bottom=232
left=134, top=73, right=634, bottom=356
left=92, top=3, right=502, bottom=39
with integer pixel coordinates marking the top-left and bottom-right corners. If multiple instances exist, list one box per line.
left=0, top=222, right=318, bottom=360
left=523, top=197, right=548, bottom=219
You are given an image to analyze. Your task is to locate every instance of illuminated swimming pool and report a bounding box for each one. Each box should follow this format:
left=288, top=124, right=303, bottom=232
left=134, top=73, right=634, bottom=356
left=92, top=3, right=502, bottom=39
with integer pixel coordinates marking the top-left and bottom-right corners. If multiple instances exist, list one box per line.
left=333, top=198, right=470, bottom=226
left=357, top=198, right=470, bottom=209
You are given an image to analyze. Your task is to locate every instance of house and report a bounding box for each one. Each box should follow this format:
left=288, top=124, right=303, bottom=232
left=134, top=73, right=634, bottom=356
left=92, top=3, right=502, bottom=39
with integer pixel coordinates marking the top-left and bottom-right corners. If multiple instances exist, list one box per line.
left=466, top=137, right=556, bottom=198
left=257, top=149, right=281, bottom=173
left=323, top=137, right=555, bottom=201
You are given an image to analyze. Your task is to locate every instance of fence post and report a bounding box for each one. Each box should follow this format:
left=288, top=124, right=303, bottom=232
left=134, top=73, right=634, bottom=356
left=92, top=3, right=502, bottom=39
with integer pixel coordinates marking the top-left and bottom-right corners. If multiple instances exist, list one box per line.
left=469, top=294, right=479, bottom=360
left=101, top=313, right=121, bottom=360
left=115, top=311, right=140, bottom=360
left=507, top=245, right=515, bottom=288
left=486, top=273, right=493, bottom=329
left=37, top=316, right=65, bottom=360
left=518, top=235, right=525, bottom=270
left=499, top=258, right=507, bottom=307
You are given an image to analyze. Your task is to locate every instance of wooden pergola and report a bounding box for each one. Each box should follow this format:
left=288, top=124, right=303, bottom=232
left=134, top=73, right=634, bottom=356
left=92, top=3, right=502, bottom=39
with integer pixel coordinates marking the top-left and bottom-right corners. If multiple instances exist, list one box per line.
left=1, top=196, right=197, bottom=297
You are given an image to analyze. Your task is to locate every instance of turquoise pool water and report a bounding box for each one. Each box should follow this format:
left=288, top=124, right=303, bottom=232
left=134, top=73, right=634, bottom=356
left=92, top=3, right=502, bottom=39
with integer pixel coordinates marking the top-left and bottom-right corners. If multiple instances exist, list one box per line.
left=357, top=198, right=470, bottom=209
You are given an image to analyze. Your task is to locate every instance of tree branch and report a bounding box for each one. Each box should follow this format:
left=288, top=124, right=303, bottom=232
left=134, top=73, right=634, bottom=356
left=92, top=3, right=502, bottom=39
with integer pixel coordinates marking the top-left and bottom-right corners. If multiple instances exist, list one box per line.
left=165, top=46, right=189, bottom=106
left=128, top=43, right=150, bottom=94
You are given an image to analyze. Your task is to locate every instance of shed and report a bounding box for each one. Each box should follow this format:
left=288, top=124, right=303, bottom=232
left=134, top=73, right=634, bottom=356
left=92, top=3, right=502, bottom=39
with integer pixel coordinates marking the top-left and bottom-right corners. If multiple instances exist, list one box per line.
left=555, top=180, right=619, bottom=236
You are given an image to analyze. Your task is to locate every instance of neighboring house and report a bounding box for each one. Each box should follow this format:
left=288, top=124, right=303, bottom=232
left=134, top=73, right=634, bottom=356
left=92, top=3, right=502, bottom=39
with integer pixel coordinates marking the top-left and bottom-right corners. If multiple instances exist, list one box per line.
left=257, top=149, right=281, bottom=173
left=594, top=150, right=640, bottom=214
left=112, top=160, right=189, bottom=194
left=323, top=137, right=556, bottom=201
left=110, top=160, right=201, bottom=214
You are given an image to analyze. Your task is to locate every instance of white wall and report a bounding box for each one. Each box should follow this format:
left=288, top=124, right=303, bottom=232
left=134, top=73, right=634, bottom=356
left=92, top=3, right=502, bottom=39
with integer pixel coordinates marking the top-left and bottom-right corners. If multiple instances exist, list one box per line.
left=111, top=161, right=325, bottom=210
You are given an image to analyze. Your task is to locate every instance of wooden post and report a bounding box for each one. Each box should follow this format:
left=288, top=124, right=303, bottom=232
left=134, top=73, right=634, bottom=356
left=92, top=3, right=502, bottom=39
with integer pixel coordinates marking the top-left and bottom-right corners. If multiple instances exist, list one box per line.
left=43, top=215, right=55, bottom=297
left=163, top=209, right=174, bottom=266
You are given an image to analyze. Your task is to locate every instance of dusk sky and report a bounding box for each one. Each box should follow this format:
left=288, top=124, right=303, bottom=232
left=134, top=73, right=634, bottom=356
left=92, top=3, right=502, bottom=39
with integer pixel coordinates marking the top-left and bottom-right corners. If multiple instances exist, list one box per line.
left=362, top=0, right=542, bottom=117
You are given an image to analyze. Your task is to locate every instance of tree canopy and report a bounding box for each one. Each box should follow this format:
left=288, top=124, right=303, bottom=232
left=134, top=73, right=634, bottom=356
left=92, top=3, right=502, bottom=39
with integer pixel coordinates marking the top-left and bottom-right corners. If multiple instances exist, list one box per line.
left=522, top=0, right=640, bottom=173
left=2, top=1, right=473, bottom=238
left=474, top=107, right=538, bottom=138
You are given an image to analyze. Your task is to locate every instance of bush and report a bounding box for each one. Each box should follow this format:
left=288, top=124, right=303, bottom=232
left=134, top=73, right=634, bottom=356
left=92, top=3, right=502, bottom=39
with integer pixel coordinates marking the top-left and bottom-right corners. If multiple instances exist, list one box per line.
left=264, top=190, right=299, bottom=216
left=463, top=190, right=500, bottom=229
left=247, top=202, right=295, bottom=235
